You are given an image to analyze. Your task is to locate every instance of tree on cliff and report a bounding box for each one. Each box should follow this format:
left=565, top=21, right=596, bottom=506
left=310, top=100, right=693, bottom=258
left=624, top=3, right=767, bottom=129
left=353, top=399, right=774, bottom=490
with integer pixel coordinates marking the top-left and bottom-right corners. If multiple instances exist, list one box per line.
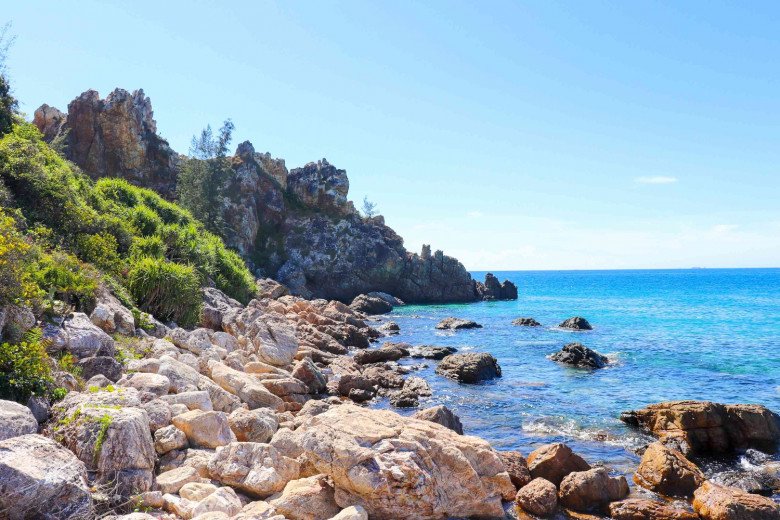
left=177, top=119, right=235, bottom=235
left=362, top=196, right=378, bottom=218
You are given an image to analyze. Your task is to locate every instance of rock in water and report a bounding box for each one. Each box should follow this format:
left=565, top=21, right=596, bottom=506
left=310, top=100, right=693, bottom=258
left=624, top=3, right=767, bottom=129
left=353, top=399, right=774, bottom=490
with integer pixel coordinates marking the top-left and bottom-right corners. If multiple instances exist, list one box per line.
left=558, top=467, right=629, bottom=512
left=352, top=343, right=408, bottom=365
left=558, top=316, right=593, bottom=330
left=693, top=480, right=780, bottom=519
left=515, top=477, right=558, bottom=517
left=435, top=317, right=483, bottom=330
left=0, top=434, right=93, bottom=519
left=476, top=273, right=518, bottom=300
left=435, top=353, right=501, bottom=383
left=550, top=342, right=608, bottom=369
left=349, top=293, right=393, bottom=315
left=634, top=442, right=705, bottom=498
left=0, top=400, right=38, bottom=441
left=609, top=499, right=699, bottom=520
left=526, top=443, right=591, bottom=485
left=408, top=345, right=457, bottom=359
left=620, top=400, right=780, bottom=456
left=285, top=403, right=514, bottom=519
left=412, top=405, right=464, bottom=434
left=512, top=317, right=541, bottom=326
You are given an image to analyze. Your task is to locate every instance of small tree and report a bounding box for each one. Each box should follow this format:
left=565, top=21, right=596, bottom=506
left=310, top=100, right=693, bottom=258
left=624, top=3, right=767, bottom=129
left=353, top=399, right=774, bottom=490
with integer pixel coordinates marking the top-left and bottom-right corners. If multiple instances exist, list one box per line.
left=362, top=196, right=377, bottom=218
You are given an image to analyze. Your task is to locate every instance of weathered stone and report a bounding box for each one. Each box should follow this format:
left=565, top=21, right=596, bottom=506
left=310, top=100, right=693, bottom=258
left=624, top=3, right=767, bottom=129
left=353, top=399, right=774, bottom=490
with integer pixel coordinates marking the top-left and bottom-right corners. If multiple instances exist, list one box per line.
left=201, top=287, right=243, bottom=330
left=288, top=403, right=514, bottom=519
left=558, top=316, right=593, bottom=330
left=141, top=398, right=172, bottom=432
left=407, top=345, right=457, bottom=360
left=327, top=506, right=368, bottom=520
left=476, top=273, right=518, bottom=301
left=156, top=466, right=200, bottom=494
left=222, top=303, right=299, bottom=366
left=90, top=286, right=135, bottom=335
left=0, top=304, right=36, bottom=342
left=154, top=424, right=188, bottom=455
left=61, top=312, right=115, bottom=358
left=435, top=317, right=482, bottom=330
left=512, top=317, right=541, bottom=327
left=268, top=474, right=340, bottom=520
left=0, top=434, right=93, bottom=519
left=234, top=499, right=283, bottom=520
left=163, top=492, right=197, bottom=519
left=172, top=410, right=236, bottom=448
left=621, top=401, right=780, bottom=456
left=291, top=358, right=327, bottom=394
left=180, top=482, right=218, bottom=502
left=498, top=450, right=532, bottom=489
left=161, top=390, right=213, bottom=411
left=207, top=442, right=300, bottom=498
left=192, top=486, right=243, bottom=518
left=349, top=294, right=392, bottom=315
left=550, top=342, right=608, bottom=369
left=353, top=343, right=408, bottom=365
left=208, top=361, right=285, bottom=411
left=609, top=498, right=699, bottom=520
left=117, top=372, right=171, bottom=397
left=229, top=408, right=279, bottom=443
left=377, top=321, right=400, bottom=335
left=257, top=278, right=290, bottom=300
left=516, top=477, right=558, bottom=517
left=526, top=442, right=591, bottom=485
left=0, top=399, right=38, bottom=441
left=634, top=442, right=705, bottom=498
left=558, top=467, right=629, bottom=513
left=435, top=352, right=501, bottom=383
left=693, top=480, right=780, bottom=519
left=412, top=405, right=464, bottom=434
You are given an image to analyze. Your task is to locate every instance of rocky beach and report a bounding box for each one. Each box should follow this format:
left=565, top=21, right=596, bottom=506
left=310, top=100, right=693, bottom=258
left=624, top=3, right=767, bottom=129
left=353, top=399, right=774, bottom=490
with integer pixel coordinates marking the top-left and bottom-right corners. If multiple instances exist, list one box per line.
left=0, top=85, right=778, bottom=520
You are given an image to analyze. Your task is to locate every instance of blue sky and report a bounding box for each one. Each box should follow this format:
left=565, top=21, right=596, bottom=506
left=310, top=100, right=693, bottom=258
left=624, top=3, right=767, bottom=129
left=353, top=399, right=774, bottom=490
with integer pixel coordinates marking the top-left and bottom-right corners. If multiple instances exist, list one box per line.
left=5, top=1, right=780, bottom=269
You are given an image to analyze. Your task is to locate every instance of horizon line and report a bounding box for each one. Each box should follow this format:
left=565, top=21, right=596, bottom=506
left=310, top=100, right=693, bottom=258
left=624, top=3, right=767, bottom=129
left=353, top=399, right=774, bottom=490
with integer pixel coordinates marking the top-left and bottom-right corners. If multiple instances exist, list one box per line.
left=467, top=266, right=780, bottom=273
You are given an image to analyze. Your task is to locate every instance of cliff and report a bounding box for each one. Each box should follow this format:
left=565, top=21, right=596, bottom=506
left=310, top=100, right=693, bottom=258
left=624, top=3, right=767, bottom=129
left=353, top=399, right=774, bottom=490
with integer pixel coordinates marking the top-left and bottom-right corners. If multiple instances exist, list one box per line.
left=34, top=88, right=516, bottom=304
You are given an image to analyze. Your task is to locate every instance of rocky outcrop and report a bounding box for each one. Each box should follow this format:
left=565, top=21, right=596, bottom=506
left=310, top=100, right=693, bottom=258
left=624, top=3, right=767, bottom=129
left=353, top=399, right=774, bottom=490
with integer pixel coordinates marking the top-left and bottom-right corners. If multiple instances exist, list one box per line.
left=620, top=401, right=780, bottom=455
left=435, top=353, right=501, bottom=383
left=476, top=273, right=518, bottom=300
left=692, top=480, right=780, bottom=519
left=634, top=442, right=705, bottom=498
left=288, top=159, right=351, bottom=215
left=550, top=342, right=608, bottom=369
left=609, top=499, right=699, bottom=520
left=513, top=317, right=541, bottom=326
left=349, top=293, right=393, bottom=315
left=558, top=316, right=593, bottom=330
left=34, top=89, right=180, bottom=197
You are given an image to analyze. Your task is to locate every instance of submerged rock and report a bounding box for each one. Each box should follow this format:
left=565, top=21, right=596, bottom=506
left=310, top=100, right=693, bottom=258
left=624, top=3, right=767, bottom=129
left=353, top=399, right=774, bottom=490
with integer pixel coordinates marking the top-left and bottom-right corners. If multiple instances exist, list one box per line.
left=435, top=317, right=483, bottom=330
left=407, top=345, right=457, bottom=360
left=435, top=352, right=501, bottom=383
left=512, top=317, right=541, bottom=326
left=558, top=316, right=593, bottom=330
left=620, top=400, right=780, bottom=456
left=550, top=342, right=608, bottom=369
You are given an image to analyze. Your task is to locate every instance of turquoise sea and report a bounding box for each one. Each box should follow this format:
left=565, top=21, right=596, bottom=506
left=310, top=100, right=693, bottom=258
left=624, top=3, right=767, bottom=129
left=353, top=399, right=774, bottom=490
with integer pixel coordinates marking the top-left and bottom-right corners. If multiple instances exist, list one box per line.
left=374, top=268, right=780, bottom=487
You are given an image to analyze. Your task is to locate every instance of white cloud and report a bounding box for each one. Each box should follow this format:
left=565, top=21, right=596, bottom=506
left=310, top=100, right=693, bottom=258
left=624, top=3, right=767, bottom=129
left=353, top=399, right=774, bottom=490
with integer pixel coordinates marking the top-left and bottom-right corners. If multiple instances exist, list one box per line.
left=710, top=224, right=739, bottom=234
left=634, top=176, right=678, bottom=185
left=466, top=210, right=484, bottom=218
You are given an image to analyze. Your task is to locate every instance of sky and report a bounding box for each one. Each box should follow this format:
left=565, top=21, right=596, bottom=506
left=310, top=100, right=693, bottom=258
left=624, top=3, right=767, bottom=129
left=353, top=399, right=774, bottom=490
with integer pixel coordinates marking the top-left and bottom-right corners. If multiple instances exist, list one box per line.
left=4, top=1, right=780, bottom=270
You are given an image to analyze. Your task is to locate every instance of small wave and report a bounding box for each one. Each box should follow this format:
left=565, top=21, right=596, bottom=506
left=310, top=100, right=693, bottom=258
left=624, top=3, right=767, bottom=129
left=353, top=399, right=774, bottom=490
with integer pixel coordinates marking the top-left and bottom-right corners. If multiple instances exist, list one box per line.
left=522, top=417, right=649, bottom=451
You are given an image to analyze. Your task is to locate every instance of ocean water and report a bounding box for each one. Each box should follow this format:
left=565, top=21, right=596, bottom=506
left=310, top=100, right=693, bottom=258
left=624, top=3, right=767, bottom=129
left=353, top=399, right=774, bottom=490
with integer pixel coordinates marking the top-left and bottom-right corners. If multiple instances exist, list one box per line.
left=372, top=268, right=780, bottom=483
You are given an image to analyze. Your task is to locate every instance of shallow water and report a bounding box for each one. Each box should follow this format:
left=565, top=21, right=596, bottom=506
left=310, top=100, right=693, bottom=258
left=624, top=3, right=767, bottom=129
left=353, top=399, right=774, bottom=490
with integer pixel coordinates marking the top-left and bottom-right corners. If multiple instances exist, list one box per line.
left=372, top=268, right=780, bottom=486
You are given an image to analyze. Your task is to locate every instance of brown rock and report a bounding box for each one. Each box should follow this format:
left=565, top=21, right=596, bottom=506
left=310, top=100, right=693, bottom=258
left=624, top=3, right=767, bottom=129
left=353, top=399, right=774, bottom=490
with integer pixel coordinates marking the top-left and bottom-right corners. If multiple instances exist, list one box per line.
left=609, top=498, right=699, bottom=520
left=228, top=408, right=279, bottom=443
left=172, top=410, right=236, bottom=448
left=268, top=474, right=340, bottom=520
left=692, top=480, right=780, bottom=519
left=526, top=443, right=591, bottom=485
left=499, top=450, right=532, bottom=489
left=515, top=477, right=558, bottom=517
left=207, top=442, right=301, bottom=498
left=558, top=467, right=629, bottom=512
left=411, top=405, right=464, bottom=434
left=634, top=442, right=705, bottom=498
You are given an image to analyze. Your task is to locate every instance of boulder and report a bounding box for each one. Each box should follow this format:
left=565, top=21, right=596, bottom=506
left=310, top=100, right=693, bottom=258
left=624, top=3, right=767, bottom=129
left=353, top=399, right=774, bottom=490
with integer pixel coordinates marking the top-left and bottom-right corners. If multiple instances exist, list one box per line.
left=180, top=482, right=218, bottom=501
left=435, top=352, right=501, bottom=383
left=620, top=401, right=780, bottom=455
left=78, top=355, right=123, bottom=382
left=154, top=424, right=189, bottom=455
left=693, top=480, right=780, bottom=519
left=207, top=442, right=301, bottom=498
left=291, top=358, right=327, bottom=394
left=349, top=294, right=392, bottom=315
left=410, top=405, right=464, bottom=434
left=558, top=316, right=593, bottom=330
left=117, top=372, right=171, bottom=397
left=268, top=474, right=341, bottom=520
left=161, top=390, right=214, bottom=412
left=156, top=466, right=200, bottom=494
left=201, top=287, right=243, bottom=331
left=353, top=343, right=408, bottom=365
left=550, top=342, right=608, bottom=369
left=634, top=442, right=705, bottom=498
left=0, top=399, right=38, bottom=441
left=222, top=302, right=299, bottom=366
left=287, top=403, right=514, bottom=519
left=0, top=304, right=36, bottom=342
left=435, top=317, right=482, bottom=330
left=229, top=408, right=279, bottom=443
left=377, top=321, right=400, bottom=335
left=526, top=442, right=591, bottom=485
left=609, top=498, right=699, bottom=520
left=558, top=467, right=629, bottom=512
left=407, top=345, right=457, bottom=360
left=328, top=506, right=368, bottom=520
left=90, top=286, right=135, bottom=335
left=61, top=312, right=115, bottom=358
left=257, top=278, right=291, bottom=300
left=0, top=434, right=93, bottom=519
left=172, top=410, right=236, bottom=448
left=498, top=451, right=532, bottom=489
left=208, top=361, right=285, bottom=411
left=191, top=486, right=243, bottom=518
left=512, top=317, right=541, bottom=326
left=515, top=477, right=558, bottom=517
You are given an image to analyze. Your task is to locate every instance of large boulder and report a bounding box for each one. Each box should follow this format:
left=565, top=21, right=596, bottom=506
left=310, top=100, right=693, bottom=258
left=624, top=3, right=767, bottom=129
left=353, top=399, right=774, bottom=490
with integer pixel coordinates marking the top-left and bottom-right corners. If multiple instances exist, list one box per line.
left=0, top=434, right=93, bottom=519
left=435, top=352, right=501, bottom=383
left=609, top=499, right=699, bottom=520
left=117, top=372, right=171, bottom=397
left=207, top=442, right=300, bottom=498
left=229, top=408, right=279, bottom=443
left=352, top=343, right=408, bottom=365
left=435, top=317, right=482, bottom=330
left=78, top=355, right=123, bottom=382
left=201, top=287, right=243, bottom=331
left=172, top=410, right=236, bottom=449
left=268, top=474, right=341, bottom=520
left=286, top=403, right=515, bottom=519
left=621, top=401, right=780, bottom=455
left=89, top=286, right=135, bottom=335
left=58, top=312, right=116, bottom=359
left=0, top=400, right=38, bottom=441
left=692, top=480, right=780, bottom=519
left=291, top=358, right=327, bottom=394
left=349, top=294, right=392, bottom=315
left=497, top=451, right=532, bottom=489
left=515, top=477, right=558, bottom=517
left=634, top=442, right=705, bottom=498
left=222, top=302, right=299, bottom=367
left=412, top=405, right=464, bottom=435
left=558, top=467, right=629, bottom=513
left=558, top=316, right=593, bottom=330
left=526, top=442, right=591, bottom=485
left=0, top=304, right=36, bottom=342
left=550, top=342, right=608, bottom=369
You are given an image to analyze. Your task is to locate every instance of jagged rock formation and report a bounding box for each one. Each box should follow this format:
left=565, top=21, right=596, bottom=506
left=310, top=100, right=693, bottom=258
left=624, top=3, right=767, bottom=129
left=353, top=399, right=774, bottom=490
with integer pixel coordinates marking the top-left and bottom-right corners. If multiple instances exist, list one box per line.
left=34, top=88, right=180, bottom=197
left=34, top=89, right=517, bottom=304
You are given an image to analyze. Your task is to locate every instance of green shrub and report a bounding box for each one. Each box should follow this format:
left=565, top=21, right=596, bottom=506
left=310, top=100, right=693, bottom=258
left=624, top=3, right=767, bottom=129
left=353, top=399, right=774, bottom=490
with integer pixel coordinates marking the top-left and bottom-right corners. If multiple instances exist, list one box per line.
left=0, top=209, right=41, bottom=305
left=0, top=330, right=53, bottom=402
left=129, top=204, right=163, bottom=236
left=128, top=257, right=201, bottom=327
left=75, top=232, right=125, bottom=276
left=32, top=249, right=100, bottom=311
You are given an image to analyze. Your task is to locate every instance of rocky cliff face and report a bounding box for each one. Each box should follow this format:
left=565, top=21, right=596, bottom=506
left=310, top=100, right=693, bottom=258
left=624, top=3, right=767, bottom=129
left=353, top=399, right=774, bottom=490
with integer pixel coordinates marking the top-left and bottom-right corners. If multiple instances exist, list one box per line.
left=34, top=89, right=180, bottom=197
left=34, top=89, right=516, bottom=304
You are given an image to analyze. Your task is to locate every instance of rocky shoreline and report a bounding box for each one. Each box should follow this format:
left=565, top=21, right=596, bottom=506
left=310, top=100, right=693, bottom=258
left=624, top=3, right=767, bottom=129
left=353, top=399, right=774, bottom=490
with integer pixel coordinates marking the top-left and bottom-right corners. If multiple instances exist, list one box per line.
left=1, top=283, right=779, bottom=520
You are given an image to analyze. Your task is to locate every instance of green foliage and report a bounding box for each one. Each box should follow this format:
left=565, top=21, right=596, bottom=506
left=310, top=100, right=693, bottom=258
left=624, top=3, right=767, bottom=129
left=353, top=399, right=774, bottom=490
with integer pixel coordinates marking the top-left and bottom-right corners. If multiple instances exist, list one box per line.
left=92, top=413, right=112, bottom=465
left=0, top=209, right=41, bottom=305
left=56, top=352, right=83, bottom=378
left=0, top=330, right=53, bottom=402
left=32, top=249, right=100, bottom=311
left=75, top=232, right=125, bottom=276
left=129, top=204, right=163, bottom=236
left=127, top=257, right=202, bottom=327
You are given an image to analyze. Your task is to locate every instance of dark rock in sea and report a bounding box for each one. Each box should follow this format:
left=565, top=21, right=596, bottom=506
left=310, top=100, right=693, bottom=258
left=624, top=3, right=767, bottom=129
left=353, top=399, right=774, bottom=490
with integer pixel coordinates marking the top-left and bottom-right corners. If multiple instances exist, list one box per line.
left=512, top=317, right=541, bottom=327
left=620, top=400, right=780, bottom=456
left=390, top=391, right=418, bottom=408
left=558, top=316, right=593, bottom=330
left=390, top=377, right=431, bottom=408
left=435, top=353, right=501, bottom=383
left=350, top=293, right=393, bottom=315
left=412, top=405, right=464, bottom=435
left=353, top=343, right=409, bottom=365
left=550, top=343, right=608, bottom=369
left=377, top=321, right=400, bottom=335
left=408, top=345, right=457, bottom=360
left=711, top=468, right=780, bottom=496
left=347, top=388, right=374, bottom=403
left=476, top=273, right=518, bottom=300
left=435, top=318, right=483, bottom=330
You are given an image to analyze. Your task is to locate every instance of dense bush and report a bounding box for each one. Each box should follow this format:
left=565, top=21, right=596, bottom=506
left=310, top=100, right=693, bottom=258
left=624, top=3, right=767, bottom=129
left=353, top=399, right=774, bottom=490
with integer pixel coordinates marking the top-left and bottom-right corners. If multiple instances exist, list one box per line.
left=31, top=249, right=101, bottom=311
left=127, top=257, right=202, bottom=327
left=0, top=329, right=55, bottom=402
left=0, top=209, right=40, bottom=305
